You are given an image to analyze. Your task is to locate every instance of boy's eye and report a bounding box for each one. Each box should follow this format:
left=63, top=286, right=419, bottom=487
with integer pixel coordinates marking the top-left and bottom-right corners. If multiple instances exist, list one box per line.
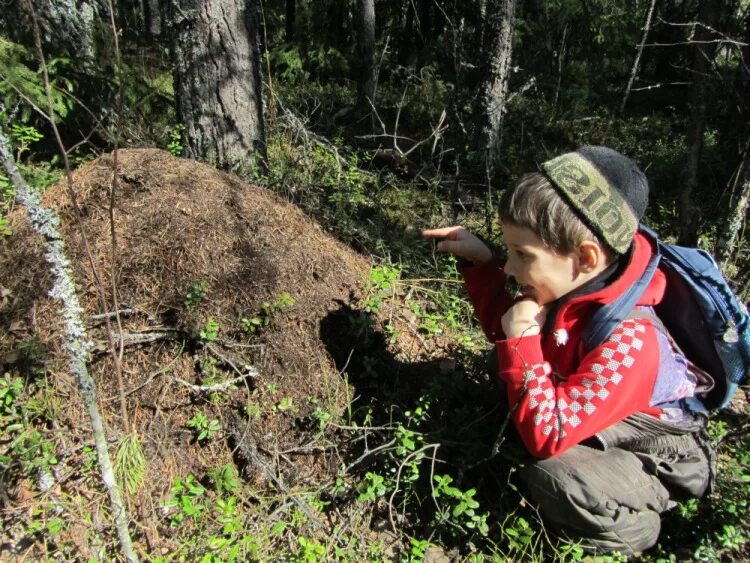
left=515, top=250, right=530, bottom=261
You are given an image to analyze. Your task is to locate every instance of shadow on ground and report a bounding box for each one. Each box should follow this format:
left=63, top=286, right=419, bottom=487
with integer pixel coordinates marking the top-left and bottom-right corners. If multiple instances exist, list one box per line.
left=319, top=301, right=531, bottom=547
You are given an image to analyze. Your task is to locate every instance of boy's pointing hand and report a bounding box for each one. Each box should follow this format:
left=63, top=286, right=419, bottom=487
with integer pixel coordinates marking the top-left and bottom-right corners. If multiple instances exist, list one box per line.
left=422, top=226, right=493, bottom=265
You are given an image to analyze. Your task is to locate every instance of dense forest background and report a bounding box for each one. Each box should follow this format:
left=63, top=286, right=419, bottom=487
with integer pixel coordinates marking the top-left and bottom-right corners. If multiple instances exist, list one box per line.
left=1, top=0, right=750, bottom=561
left=3, top=0, right=749, bottom=264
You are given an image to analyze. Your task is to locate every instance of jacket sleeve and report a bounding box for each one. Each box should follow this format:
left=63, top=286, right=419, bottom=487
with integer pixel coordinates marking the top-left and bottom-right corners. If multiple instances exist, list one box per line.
left=495, top=317, right=662, bottom=458
left=459, top=258, right=515, bottom=342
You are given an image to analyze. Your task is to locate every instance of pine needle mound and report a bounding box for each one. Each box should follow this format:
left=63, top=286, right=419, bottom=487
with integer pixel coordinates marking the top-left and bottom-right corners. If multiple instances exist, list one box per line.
left=1, top=148, right=377, bottom=484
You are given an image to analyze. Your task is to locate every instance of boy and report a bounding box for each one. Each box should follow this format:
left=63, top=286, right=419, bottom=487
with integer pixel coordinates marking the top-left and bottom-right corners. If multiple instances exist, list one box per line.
left=423, top=146, right=714, bottom=555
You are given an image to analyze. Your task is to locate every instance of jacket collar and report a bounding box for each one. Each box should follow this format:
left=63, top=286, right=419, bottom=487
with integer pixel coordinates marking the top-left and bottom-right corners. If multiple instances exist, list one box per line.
left=547, top=232, right=665, bottom=333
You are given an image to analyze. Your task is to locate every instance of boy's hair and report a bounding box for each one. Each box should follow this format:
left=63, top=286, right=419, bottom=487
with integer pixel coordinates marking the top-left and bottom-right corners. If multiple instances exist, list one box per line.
left=500, top=146, right=649, bottom=256
left=499, top=172, right=610, bottom=256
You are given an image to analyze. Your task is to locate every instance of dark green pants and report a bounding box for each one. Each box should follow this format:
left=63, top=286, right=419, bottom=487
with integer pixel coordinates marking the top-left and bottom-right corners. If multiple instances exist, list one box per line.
left=518, top=413, right=714, bottom=555
left=488, top=351, right=714, bottom=554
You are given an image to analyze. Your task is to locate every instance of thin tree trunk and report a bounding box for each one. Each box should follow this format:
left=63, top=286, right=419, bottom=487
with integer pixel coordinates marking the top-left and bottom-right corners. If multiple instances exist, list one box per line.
left=620, top=0, right=657, bottom=113
left=355, top=0, right=376, bottom=111
left=285, top=0, right=295, bottom=42
left=476, top=0, right=516, bottom=172
left=416, top=0, right=431, bottom=66
left=146, top=0, right=161, bottom=37
left=397, top=2, right=414, bottom=67
left=716, top=143, right=750, bottom=267
left=171, top=0, right=266, bottom=172
left=678, top=0, right=724, bottom=245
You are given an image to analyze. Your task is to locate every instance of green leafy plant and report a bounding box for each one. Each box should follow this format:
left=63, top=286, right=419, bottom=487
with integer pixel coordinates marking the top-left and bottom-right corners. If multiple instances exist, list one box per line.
left=163, top=475, right=206, bottom=526
left=312, top=405, right=334, bottom=430
left=400, top=537, right=430, bottom=563
left=241, top=291, right=295, bottom=335
left=187, top=412, right=221, bottom=443
left=432, top=474, right=489, bottom=536
left=199, top=317, right=220, bottom=342
left=0, top=372, right=23, bottom=419
left=185, top=280, right=209, bottom=307
left=502, top=515, right=535, bottom=555
left=273, top=396, right=296, bottom=413
left=297, top=535, right=326, bottom=562
left=0, top=172, right=14, bottom=237
left=12, top=428, right=58, bottom=474
left=167, top=124, right=185, bottom=156
left=357, top=472, right=388, bottom=502
left=11, top=123, right=43, bottom=160
left=207, top=463, right=240, bottom=495
left=0, top=38, right=73, bottom=124
left=364, top=263, right=401, bottom=313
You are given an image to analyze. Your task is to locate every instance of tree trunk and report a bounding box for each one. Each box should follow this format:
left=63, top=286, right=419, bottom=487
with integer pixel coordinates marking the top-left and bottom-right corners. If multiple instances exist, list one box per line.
left=355, top=0, right=376, bottom=110
left=9, top=0, right=98, bottom=69
left=285, top=0, right=295, bottom=42
left=475, top=0, right=516, bottom=172
left=620, top=0, right=657, bottom=113
left=716, top=144, right=750, bottom=267
left=171, top=0, right=266, bottom=172
left=678, top=0, right=724, bottom=245
left=416, top=0, right=431, bottom=66
left=146, top=0, right=162, bottom=37
left=397, top=2, right=415, bottom=67
left=716, top=8, right=750, bottom=267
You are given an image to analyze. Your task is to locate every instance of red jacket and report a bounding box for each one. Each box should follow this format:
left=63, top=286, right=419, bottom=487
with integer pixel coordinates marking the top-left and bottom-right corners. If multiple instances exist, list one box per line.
left=461, top=233, right=668, bottom=458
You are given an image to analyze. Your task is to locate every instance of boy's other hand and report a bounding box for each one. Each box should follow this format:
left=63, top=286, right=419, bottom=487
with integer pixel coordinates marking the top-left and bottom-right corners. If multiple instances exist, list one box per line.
left=421, top=226, right=493, bottom=265
left=501, top=298, right=546, bottom=339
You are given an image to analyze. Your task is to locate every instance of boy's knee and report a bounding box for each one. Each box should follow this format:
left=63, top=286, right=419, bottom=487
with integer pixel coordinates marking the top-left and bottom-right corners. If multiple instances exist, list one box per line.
left=518, top=445, right=671, bottom=555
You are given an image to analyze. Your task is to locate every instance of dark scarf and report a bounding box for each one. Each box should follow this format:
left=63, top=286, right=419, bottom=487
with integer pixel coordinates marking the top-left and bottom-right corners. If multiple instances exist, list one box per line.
left=542, top=245, right=632, bottom=334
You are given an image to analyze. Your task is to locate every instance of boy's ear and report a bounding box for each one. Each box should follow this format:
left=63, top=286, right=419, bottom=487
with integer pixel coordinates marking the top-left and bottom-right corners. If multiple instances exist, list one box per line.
left=576, top=240, right=606, bottom=273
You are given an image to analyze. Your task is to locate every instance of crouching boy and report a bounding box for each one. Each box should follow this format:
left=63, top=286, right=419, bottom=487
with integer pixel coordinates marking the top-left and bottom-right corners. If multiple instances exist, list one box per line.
left=423, top=146, right=714, bottom=555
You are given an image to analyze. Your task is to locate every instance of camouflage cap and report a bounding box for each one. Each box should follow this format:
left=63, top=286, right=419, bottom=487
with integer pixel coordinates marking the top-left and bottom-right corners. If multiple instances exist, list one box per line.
left=540, top=146, right=649, bottom=254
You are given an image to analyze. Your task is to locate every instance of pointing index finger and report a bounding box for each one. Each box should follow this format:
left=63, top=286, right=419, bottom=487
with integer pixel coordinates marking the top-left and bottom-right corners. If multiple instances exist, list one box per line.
left=421, top=226, right=463, bottom=239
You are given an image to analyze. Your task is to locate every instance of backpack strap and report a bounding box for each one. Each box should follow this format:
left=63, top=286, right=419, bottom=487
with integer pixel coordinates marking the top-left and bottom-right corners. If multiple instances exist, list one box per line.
left=582, top=245, right=661, bottom=351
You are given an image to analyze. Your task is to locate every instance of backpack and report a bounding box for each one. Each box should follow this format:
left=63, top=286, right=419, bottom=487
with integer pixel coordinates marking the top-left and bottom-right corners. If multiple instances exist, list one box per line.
left=582, top=224, right=750, bottom=410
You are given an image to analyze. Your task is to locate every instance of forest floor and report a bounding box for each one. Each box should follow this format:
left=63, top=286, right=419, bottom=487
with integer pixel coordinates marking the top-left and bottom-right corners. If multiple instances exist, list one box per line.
left=1, top=149, right=749, bottom=561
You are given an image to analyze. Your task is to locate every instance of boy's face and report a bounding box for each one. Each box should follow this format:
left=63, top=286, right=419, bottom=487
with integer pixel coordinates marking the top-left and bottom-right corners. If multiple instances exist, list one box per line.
left=501, top=222, right=581, bottom=306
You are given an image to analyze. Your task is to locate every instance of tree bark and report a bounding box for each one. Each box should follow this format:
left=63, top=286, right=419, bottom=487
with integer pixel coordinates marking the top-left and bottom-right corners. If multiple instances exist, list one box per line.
left=145, top=0, right=162, bottom=37
left=716, top=143, right=750, bottom=267
left=475, top=0, right=516, bottom=172
left=355, top=0, right=376, bottom=110
left=678, top=0, right=724, bottom=245
left=285, top=0, right=295, bottom=42
left=620, top=0, right=657, bottom=113
left=6, top=0, right=98, bottom=69
left=397, top=2, right=415, bottom=67
left=171, top=0, right=266, bottom=172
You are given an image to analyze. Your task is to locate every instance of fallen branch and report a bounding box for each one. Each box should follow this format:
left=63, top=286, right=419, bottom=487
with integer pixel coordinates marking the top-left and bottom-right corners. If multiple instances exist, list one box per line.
left=90, top=330, right=262, bottom=381
left=90, top=328, right=185, bottom=354
left=171, top=374, right=250, bottom=394
left=88, top=307, right=141, bottom=323
left=105, top=341, right=186, bottom=401
left=344, top=437, right=398, bottom=473
left=226, top=411, right=325, bottom=531
left=205, top=342, right=261, bottom=379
